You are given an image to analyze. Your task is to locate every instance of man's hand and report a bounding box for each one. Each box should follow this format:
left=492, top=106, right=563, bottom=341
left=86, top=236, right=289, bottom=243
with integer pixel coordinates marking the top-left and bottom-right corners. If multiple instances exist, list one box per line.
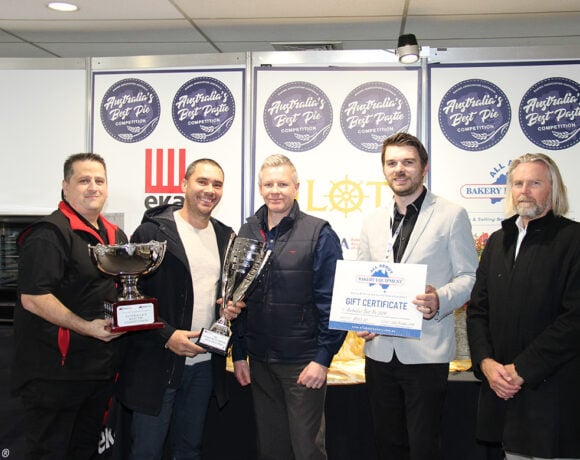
left=233, top=359, right=251, bottom=386
left=21, top=293, right=126, bottom=341
left=356, top=331, right=377, bottom=341
left=504, top=363, right=525, bottom=386
left=165, top=330, right=207, bottom=358
left=216, top=298, right=245, bottom=321
left=481, top=358, right=522, bottom=400
left=414, top=284, right=439, bottom=319
left=89, top=318, right=125, bottom=342
left=297, top=362, right=328, bottom=389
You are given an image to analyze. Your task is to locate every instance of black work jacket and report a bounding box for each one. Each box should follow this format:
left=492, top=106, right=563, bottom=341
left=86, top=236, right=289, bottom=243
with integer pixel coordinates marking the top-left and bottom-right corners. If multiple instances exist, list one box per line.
left=12, top=201, right=126, bottom=392
left=115, top=204, right=234, bottom=414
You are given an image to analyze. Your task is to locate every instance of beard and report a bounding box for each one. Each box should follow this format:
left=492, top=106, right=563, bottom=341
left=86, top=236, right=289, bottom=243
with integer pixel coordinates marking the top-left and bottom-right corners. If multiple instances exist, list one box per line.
left=388, top=174, right=423, bottom=197
left=516, top=199, right=549, bottom=219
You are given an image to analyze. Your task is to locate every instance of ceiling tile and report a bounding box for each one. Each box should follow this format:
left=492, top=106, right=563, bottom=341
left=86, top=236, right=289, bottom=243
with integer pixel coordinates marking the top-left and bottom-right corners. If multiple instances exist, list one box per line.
left=0, top=0, right=184, bottom=20
left=174, top=0, right=406, bottom=19
left=39, top=42, right=218, bottom=58
left=409, top=0, right=580, bottom=14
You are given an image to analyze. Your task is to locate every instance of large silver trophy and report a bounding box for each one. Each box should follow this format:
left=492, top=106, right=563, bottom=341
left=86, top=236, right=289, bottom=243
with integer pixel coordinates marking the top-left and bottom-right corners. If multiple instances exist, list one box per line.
left=197, top=235, right=271, bottom=355
left=89, top=241, right=167, bottom=332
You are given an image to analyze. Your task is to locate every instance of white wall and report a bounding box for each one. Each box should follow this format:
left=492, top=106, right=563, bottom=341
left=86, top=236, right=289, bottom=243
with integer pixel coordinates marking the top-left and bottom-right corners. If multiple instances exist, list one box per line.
left=0, top=60, right=87, bottom=215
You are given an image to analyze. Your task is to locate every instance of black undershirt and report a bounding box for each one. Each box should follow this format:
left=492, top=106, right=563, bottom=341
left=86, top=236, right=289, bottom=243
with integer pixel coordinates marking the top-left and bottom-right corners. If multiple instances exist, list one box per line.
left=391, top=187, right=427, bottom=263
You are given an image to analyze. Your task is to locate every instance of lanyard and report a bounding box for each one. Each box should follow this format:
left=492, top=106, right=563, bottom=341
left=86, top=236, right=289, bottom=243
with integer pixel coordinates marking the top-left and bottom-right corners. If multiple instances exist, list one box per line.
left=386, top=213, right=405, bottom=261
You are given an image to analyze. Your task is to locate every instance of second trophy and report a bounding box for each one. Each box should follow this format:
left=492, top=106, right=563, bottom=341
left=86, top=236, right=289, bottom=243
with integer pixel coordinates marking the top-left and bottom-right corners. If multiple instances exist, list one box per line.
left=197, top=235, right=271, bottom=355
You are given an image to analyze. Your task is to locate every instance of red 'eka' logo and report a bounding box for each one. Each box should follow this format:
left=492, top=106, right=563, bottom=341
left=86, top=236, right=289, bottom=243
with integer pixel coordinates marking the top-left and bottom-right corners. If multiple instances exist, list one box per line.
left=145, top=148, right=186, bottom=193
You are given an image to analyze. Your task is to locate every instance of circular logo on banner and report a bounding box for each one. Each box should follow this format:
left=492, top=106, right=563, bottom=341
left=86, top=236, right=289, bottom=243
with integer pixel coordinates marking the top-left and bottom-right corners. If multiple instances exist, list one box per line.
left=438, top=79, right=511, bottom=151
left=263, top=81, right=332, bottom=152
left=100, top=78, right=160, bottom=143
left=519, top=77, right=580, bottom=150
left=340, top=82, right=411, bottom=153
left=172, top=77, right=235, bottom=143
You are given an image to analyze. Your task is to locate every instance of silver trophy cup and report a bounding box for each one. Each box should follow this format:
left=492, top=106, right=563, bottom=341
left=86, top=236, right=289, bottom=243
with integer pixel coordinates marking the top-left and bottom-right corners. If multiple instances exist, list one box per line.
left=197, top=235, right=271, bottom=355
left=89, top=240, right=167, bottom=332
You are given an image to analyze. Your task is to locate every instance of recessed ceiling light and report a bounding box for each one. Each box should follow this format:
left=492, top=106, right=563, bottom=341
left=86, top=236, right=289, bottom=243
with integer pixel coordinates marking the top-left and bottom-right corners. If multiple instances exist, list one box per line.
left=47, top=2, right=79, bottom=12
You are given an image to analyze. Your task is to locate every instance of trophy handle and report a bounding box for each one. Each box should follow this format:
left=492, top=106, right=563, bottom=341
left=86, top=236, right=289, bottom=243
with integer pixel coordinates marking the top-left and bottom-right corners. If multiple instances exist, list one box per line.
left=198, top=241, right=270, bottom=356
left=220, top=232, right=237, bottom=302
left=139, top=241, right=167, bottom=276
left=231, top=248, right=272, bottom=304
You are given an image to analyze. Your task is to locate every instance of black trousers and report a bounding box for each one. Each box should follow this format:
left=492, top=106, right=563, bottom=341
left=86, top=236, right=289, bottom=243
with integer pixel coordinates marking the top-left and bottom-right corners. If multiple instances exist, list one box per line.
left=365, top=354, right=449, bottom=460
left=19, top=378, right=113, bottom=460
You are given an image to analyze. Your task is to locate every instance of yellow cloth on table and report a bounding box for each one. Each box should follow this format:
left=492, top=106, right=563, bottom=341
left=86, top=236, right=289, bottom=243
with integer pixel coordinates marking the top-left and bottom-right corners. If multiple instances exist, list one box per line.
left=226, top=330, right=471, bottom=384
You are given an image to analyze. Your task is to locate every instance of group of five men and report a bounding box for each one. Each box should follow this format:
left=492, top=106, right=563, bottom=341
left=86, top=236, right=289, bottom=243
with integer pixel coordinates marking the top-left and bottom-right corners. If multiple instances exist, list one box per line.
left=12, top=132, right=580, bottom=460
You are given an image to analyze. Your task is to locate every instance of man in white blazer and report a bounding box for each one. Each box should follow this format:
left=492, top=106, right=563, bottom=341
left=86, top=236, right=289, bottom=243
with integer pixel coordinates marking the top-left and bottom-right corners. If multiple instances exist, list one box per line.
left=357, top=132, right=478, bottom=460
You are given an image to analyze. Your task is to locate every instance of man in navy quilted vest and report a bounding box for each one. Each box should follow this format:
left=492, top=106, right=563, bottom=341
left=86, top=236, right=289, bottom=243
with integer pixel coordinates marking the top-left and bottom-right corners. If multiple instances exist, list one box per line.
left=232, top=154, right=346, bottom=460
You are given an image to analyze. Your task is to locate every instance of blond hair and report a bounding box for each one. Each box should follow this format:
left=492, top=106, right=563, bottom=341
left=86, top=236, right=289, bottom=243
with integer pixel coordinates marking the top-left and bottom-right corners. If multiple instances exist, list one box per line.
left=505, top=153, right=569, bottom=217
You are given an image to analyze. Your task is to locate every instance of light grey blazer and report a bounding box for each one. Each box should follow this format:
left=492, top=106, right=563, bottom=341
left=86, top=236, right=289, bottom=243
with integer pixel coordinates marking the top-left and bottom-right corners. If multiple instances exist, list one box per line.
left=357, top=189, right=478, bottom=365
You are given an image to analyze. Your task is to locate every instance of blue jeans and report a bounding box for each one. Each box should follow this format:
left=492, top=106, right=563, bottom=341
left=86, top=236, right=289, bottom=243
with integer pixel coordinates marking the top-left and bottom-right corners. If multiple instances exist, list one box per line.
left=129, top=360, right=213, bottom=460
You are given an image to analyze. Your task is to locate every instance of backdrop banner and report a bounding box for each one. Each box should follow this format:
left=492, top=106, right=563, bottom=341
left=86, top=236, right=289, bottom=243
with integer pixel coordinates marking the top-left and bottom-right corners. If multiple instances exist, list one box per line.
left=252, top=66, right=421, bottom=259
left=430, top=61, right=580, bottom=241
left=92, top=68, right=246, bottom=235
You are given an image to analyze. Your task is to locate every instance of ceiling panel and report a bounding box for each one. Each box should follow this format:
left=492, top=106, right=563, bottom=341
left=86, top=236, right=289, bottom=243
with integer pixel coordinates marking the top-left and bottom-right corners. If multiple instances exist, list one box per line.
left=407, top=13, right=580, bottom=41
left=0, top=0, right=578, bottom=59
left=1, top=0, right=183, bottom=20
left=215, top=39, right=395, bottom=53
left=198, top=17, right=401, bottom=42
left=2, top=20, right=203, bottom=42
left=0, top=29, right=19, bottom=43
left=39, top=42, right=218, bottom=58
left=0, top=42, right=50, bottom=57
left=174, top=0, right=407, bottom=19
left=410, top=0, right=580, bottom=14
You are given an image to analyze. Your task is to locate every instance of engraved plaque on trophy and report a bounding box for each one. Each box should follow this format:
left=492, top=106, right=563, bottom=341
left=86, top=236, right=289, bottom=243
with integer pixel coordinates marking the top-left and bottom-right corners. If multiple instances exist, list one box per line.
left=89, top=241, right=167, bottom=332
left=197, top=236, right=271, bottom=355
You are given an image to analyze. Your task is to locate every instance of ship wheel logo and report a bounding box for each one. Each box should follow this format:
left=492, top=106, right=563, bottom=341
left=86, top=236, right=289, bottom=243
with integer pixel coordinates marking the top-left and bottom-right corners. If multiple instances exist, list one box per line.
left=325, top=176, right=368, bottom=217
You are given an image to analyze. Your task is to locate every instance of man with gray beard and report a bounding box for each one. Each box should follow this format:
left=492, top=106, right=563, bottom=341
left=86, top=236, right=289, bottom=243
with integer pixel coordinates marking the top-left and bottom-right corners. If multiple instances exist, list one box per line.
left=467, top=153, right=580, bottom=460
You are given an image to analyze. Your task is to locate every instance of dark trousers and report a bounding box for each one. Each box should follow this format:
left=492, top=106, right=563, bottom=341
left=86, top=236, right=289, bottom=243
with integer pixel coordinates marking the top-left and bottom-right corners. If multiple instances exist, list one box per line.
left=19, top=378, right=113, bottom=460
left=250, top=359, right=327, bottom=460
left=365, top=354, right=449, bottom=460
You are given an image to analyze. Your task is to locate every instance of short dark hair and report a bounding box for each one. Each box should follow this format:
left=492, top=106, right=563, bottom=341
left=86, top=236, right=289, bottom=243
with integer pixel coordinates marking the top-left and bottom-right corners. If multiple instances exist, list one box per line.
left=184, top=158, right=224, bottom=180
left=63, top=153, right=107, bottom=181
left=381, top=133, right=429, bottom=169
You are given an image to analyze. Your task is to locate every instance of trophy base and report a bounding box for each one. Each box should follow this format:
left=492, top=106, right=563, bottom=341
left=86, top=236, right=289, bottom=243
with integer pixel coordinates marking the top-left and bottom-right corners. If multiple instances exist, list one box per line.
left=197, top=327, right=231, bottom=356
left=105, top=298, right=164, bottom=333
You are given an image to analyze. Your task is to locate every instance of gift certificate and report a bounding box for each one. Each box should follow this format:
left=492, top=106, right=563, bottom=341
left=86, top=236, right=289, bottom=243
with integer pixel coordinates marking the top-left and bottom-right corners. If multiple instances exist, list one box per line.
left=330, top=260, right=427, bottom=338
